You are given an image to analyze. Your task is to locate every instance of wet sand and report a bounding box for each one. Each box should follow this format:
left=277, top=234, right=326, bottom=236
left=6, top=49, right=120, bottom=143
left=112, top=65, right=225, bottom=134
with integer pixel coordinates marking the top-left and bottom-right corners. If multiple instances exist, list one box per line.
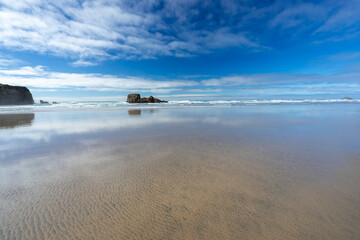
left=0, top=113, right=34, bottom=129
left=0, top=105, right=360, bottom=239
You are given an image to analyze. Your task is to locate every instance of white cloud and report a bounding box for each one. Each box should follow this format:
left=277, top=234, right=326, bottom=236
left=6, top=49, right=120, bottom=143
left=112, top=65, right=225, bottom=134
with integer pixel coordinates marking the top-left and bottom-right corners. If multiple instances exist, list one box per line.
left=72, top=59, right=99, bottom=67
left=201, top=72, right=360, bottom=87
left=0, top=56, right=22, bottom=66
left=269, top=0, right=360, bottom=42
left=0, top=0, right=358, bottom=66
left=0, top=65, right=197, bottom=91
left=0, top=0, right=263, bottom=64
left=315, top=1, right=360, bottom=33
left=270, top=3, right=328, bottom=29
left=0, top=0, right=358, bottom=65
left=1, top=65, right=359, bottom=97
left=0, top=65, right=44, bottom=75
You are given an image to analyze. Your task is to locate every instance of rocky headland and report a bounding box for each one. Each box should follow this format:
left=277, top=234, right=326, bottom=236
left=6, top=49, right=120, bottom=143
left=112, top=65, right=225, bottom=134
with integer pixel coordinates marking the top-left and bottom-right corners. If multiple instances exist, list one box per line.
left=0, top=84, right=34, bottom=105
left=127, top=93, right=167, bottom=103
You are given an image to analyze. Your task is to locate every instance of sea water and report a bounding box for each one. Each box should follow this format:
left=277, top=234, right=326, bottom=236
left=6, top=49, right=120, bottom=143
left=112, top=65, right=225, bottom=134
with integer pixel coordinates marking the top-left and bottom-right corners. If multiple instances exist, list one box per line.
left=0, top=98, right=359, bottom=113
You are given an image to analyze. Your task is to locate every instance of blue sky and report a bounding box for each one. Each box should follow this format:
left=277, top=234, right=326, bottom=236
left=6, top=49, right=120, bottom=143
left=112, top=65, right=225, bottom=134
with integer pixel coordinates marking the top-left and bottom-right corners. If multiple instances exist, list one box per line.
left=0, top=0, right=359, bottom=100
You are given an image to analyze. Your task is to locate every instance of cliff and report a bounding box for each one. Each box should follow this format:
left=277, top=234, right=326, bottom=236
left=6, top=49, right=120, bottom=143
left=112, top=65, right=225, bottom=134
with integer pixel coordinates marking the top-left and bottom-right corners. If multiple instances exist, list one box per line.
left=0, top=84, right=34, bottom=105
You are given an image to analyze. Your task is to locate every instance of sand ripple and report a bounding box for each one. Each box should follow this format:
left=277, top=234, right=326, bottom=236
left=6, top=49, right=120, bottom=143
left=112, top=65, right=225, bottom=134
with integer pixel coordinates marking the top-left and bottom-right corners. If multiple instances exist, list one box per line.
left=1, top=127, right=359, bottom=239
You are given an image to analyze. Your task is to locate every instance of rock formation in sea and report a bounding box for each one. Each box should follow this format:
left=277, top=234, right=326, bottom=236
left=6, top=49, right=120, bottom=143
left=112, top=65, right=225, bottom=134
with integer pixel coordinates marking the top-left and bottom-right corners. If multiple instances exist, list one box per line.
left=342, top=97, right=352, bottom=100
left=40, top=100, right=49, bottom=104
left=127, top=93, right=168, bottom=103
left=0, top=84, right=34, bottom=105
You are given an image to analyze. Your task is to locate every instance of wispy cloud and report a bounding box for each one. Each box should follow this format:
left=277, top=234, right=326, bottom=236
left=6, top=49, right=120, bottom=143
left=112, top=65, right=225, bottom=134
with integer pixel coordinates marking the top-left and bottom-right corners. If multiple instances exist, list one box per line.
left=201, top=72, right=360, bottom=87
left=327, top=51, right=360, bottom=62
left=72, top=59, right=99, bottom=67
left=2, top=0, right=357, bottom=66
left=270, top=2, right=328, bottom=29
left=0, top=0, right=264, bottom=65
left=0, top=55, right=22, bottom=67
left=314, top=1, right=360, bottom=34
left=269, top=0, right=360, bottom=42
left=0, top=65, right=197, bottom=92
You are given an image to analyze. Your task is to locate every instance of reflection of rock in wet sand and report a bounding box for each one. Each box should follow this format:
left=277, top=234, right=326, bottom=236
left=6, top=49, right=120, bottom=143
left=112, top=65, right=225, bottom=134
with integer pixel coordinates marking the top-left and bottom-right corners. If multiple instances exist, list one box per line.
left=0, top=113, right=34, bottom=129
left=147, top=109, right=157, bottom=114
left=128, top=109, right=158, bottom=116
left=128, top=109, right=141, bottom=115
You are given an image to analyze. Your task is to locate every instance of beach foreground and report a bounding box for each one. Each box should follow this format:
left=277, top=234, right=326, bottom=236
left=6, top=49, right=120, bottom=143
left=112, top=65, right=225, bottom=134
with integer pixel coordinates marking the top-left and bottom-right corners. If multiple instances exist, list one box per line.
left=0, top=105, right=359, bottom=239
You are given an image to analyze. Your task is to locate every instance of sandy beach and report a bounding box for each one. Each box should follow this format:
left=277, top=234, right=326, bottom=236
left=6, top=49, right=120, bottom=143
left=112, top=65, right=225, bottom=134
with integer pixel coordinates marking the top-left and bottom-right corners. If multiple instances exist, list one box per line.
left=0, top=105, right=359, bottom=239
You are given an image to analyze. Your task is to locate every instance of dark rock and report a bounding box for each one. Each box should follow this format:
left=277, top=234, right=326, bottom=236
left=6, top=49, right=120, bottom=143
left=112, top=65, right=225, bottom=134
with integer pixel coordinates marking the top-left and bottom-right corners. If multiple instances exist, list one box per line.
left=0, top=84, right=34, bottom=105
left=147, top=96, right=155, bottom=103
left=127, top=93, right=167, bottom=103
left=342, top=97, right=352, bottom=100
left=127, top=93, right=141, bottom=103
left=52, top=101, right=59, bottom=104
left=40, top=100, right=49, bottom=104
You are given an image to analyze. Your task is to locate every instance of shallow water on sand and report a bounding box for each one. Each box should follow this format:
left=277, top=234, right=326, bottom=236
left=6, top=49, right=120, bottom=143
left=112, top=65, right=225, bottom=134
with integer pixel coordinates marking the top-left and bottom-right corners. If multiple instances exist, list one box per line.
left=0, top=105, right=360, bottom=239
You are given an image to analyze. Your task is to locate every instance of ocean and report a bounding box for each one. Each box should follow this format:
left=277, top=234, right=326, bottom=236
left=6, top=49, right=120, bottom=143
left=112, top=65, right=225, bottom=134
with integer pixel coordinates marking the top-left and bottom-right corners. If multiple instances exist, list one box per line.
left=0, top=98, right=359, bottom=113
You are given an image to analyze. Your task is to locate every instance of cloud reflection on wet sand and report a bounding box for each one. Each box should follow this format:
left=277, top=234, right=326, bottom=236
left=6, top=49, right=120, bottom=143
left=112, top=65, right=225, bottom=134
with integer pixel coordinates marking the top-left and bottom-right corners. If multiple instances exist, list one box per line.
left=0, top=105, right=359, bottom=239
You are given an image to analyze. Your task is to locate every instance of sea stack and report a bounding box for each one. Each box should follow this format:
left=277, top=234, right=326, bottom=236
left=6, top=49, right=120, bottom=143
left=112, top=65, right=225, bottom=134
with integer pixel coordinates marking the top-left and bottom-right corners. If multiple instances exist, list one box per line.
left=127, top=93, right=167, bottom=103
left=0, top=84, right=34, bottom=105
